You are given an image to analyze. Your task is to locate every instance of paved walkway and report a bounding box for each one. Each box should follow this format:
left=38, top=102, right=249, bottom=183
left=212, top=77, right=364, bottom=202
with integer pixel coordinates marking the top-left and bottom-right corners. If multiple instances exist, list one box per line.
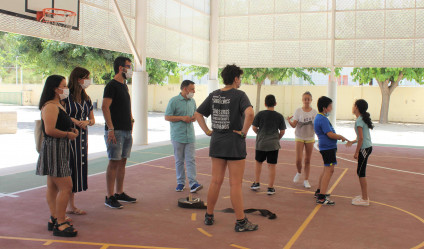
left=0, top=105, right=423, bottom=173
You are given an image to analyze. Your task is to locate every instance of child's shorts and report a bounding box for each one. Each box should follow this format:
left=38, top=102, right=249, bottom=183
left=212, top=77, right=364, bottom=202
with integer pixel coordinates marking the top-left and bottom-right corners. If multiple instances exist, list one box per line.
left=295, top=138, right=315, bottom=144
left=319, top=148, right=337, bottom=166
left=255, top=150, right=279, bottom=164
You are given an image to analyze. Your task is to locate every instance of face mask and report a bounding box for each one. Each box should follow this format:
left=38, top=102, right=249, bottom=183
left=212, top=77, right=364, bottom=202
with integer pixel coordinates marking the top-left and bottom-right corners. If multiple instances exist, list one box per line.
left=81, top=79, right=91, bottom=89
left=187, top=92, right=194, bottom=99
left=324, top=112, right=330, bottom=117
left=124, top=68, right=133, bottom=79
left=58, top=88, right=69, bottom=100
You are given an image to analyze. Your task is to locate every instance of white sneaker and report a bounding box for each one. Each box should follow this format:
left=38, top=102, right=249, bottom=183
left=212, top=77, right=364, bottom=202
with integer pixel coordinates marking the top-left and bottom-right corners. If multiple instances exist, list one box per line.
left=352, top=198, right=370, bottom=206
left=352, top=195, right=362, bottom=203
left=293, top=173, right=301, bottom=183
left=303, top=180, right=311, bottom=189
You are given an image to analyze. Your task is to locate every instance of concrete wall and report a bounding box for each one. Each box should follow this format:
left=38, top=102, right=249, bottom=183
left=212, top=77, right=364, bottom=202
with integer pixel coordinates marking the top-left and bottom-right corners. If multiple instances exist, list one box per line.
left=1, top=83, right=423, bottom=123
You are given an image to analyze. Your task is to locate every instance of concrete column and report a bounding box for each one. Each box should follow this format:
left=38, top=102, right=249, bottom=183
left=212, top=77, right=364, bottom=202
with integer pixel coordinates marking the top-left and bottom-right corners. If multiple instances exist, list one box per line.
left=328, top=0, right=337, bottom=125
left=133, top=0, right=148, bottom=145
left=208, top=0, right=219, bottom=94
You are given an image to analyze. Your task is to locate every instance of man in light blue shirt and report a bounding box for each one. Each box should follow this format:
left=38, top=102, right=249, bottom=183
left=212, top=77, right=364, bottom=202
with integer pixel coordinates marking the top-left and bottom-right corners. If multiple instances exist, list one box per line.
left=165, top=80, right=202, bottom=193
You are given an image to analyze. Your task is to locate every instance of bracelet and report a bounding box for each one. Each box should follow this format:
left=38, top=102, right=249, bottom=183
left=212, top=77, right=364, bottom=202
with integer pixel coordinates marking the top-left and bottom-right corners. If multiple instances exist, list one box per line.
left=108, top=129, right=114, bottom=132
left=240, top=132, right=246, bottom=138
left=206, top=130, right=212, bottom=135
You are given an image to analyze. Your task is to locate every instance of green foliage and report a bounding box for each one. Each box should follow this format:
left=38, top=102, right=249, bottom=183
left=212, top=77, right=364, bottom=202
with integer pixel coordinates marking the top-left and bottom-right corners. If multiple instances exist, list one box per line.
left=183, top=65, right=209, bottom=79
left=351, top=68, right=424, bottom=85
left=146, top=58, right=180, bottom=85
left=241, top=67, right=330, bottom=85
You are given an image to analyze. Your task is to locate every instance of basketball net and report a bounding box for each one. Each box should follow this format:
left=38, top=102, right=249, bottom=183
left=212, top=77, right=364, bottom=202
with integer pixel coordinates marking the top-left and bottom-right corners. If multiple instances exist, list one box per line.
left=37, top=8, right=76, bottom=39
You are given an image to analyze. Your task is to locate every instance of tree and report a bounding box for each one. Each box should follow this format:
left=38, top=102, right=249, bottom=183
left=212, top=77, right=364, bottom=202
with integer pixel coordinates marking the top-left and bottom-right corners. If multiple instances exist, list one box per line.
left=242, top=67, right=330, bottom=113
left=183, top=65, right=209, bottom=79
left=146, top=58, right=181, bottom=85
left=351, top=68, right=424, bottom=123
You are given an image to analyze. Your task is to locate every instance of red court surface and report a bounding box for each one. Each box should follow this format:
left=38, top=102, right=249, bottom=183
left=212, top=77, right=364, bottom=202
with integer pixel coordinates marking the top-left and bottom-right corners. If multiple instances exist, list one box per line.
left=0, top=139, right=423, bottom=249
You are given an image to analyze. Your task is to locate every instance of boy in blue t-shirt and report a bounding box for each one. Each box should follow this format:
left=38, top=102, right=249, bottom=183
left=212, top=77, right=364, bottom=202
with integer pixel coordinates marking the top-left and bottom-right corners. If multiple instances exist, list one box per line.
left=313, top=96, right=348, bottom=205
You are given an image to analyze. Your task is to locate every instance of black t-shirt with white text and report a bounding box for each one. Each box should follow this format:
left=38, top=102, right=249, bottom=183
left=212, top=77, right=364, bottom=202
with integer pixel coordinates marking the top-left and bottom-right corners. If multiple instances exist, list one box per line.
left=197, top=88, right=252, bottom=158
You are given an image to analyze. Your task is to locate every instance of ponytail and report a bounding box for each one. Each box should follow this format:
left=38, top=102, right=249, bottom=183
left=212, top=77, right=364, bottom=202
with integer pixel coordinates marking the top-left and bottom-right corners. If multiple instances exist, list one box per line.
left=355, top=99, right=374, bottom=130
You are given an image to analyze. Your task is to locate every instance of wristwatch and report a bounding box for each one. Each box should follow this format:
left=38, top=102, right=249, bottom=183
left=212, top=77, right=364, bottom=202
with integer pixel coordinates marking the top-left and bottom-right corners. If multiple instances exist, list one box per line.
left=240, top=132, right=246, bottom=138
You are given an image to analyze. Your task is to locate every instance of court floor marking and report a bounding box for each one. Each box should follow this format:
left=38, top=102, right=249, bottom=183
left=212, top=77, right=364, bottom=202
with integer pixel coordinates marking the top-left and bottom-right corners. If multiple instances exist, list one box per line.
left=313, top=143, right=424, bottom=176
left=2, top=146, right=210, bottom=198
left=0, top=235, right=186, bottom=249
left=282, top=168, right=349, bottom=249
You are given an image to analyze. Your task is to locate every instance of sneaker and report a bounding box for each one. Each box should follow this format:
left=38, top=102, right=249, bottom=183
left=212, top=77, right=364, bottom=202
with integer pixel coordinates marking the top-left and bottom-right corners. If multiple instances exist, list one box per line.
left=190, top=183, right=203, bottom=193
left=204, top=213, right=214, bottom=225
left=235, top=218, right=258, bottom=232
left=175, top=184, right=185, bottom=192
left=115, top=192, right=137, bottom=203
left=352, top=195, right=362, bottom=202
left=250, top=182, right=260, bottom=190
left=314, top=192, right=331, bottom=198
left=293, top=173, right=301, bottom=183
left=105, top=196, right=123, bottom=209
left=352, top=198, right=369, bottom=206
left=304, top=180, right=311, bottom=189
left=267, top=187, right=275, bottom=195
left=316, top=198, right=335, bottom=205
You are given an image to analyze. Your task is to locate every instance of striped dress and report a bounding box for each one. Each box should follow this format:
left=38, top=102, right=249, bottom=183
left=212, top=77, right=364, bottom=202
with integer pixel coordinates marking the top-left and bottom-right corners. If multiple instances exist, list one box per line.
left=63, top=95, right=93, bottom=192
left=36, top=108, right=73, bottom=177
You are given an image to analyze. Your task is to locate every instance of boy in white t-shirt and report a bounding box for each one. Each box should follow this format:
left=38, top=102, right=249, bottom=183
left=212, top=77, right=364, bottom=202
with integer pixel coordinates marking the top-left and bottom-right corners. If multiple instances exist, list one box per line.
left=287, top=91, right=317, bottom=189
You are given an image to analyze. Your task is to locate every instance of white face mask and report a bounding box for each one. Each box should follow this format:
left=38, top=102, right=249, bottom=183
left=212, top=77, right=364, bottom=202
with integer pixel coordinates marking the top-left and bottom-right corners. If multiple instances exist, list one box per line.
left=58, top=88, right=69, bottom=100
left=187, top=92, right=194, bottom=99
left=81, top=79, right=91, bottom=89
left=124, top=68, right=133, bottom=79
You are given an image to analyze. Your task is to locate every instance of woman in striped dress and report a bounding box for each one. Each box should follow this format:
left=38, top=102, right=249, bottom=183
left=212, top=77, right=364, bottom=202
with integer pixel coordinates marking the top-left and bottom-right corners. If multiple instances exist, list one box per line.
left=37, top=75, right=79, bottom=237
left=63, top=67, right=95, bottom=215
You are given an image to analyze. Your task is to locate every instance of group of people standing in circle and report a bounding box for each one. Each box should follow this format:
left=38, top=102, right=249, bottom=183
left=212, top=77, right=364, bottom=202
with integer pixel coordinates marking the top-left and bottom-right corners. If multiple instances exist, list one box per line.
left=195, top=64, right=374, bottom=232
left=35, top=59, right=374, bottom=237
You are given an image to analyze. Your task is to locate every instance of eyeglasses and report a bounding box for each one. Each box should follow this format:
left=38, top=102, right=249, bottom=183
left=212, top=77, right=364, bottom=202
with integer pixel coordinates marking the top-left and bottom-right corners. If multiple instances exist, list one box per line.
left=123, top=65, right=132, bottom=69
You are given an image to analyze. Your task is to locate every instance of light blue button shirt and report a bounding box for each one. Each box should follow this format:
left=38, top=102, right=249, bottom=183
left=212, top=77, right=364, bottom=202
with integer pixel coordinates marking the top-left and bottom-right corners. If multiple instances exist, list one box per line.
left=165, top=94, right=196, bottom=144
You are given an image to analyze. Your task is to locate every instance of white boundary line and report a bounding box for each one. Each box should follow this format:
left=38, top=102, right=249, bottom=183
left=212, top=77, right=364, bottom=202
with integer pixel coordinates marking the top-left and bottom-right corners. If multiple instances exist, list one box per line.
left=313, top=142, right=424, bottom=176
left=3, top=146, right=210, bottom=197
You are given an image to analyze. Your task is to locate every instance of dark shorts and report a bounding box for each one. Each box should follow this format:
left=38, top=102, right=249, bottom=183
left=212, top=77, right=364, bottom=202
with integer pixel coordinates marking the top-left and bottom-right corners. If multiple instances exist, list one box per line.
left=319, top=148, right=337, bottom=166
left=255, top=150, right=279, bottom=164
left=213, top=156, right=246, bottom=161
left=357, top=147, right=372, bottom=177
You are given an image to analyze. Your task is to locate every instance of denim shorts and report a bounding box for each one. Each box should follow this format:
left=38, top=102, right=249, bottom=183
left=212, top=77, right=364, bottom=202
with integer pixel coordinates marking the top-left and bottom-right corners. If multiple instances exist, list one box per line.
left=104, top=130, right=133, bottom=160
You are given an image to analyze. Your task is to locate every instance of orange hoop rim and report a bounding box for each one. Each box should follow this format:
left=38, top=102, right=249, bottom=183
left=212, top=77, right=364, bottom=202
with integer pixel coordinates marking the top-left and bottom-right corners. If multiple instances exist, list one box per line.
left=37, top=8, right=77, bottom=22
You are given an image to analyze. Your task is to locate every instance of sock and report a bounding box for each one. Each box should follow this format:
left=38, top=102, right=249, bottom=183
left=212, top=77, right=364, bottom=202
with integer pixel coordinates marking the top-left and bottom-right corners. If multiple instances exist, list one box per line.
left=315, top=189, right=320, bottom=194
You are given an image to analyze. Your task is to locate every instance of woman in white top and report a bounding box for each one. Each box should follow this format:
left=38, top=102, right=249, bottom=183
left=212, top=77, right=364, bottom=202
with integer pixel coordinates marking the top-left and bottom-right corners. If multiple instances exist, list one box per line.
left=287, top=92, right=317, bottom=188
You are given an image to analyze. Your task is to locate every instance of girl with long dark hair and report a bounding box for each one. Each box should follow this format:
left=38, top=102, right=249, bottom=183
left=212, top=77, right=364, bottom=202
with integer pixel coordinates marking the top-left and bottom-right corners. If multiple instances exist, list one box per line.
left=63, top=67, right=95, bottom=215
left=36, top=75, right=79, bottom=237
left=347, top=99, right=374, bottom=206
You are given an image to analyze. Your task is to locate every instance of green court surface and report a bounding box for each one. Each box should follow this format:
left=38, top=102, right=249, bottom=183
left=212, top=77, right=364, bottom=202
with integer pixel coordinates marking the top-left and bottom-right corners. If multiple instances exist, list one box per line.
left=0, top=137, right=211, bottom=195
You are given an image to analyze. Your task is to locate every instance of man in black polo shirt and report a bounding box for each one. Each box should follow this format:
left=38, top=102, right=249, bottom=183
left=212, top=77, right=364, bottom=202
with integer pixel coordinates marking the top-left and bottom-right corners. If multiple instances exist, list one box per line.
left=102, top=56, right=137, bottom=209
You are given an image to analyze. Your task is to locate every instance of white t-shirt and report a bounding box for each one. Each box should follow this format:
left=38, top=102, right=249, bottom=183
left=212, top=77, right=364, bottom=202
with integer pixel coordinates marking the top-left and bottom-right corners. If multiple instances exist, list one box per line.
left=293, top=108, right=318, bottom=140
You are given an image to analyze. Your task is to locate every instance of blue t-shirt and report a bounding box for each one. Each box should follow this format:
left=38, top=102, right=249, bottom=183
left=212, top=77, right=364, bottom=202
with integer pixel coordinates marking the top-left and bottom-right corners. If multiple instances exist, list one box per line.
left=314, top=113, right=337, bottom=151
left=355, top=116, right=372, bottom=149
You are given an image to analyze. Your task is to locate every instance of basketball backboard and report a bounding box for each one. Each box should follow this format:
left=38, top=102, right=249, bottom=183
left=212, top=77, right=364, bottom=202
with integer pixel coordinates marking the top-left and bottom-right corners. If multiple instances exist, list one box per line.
left=0, top=0, right=80, bottom=30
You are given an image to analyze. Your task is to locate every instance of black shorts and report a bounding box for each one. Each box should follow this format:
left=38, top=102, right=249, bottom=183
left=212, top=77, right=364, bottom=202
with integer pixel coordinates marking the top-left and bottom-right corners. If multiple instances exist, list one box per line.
left=255, top=150, right=279, bottom=164
left=319, top=148, right=337, bottom=166
left=357, top=147, right=372, bottom=177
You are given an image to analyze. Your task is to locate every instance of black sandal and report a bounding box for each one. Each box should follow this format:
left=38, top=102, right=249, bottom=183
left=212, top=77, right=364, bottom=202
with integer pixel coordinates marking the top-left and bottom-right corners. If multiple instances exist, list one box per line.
left=53, top=221, right=78, bottom=237
left=48, top=216, right=57, bottom=231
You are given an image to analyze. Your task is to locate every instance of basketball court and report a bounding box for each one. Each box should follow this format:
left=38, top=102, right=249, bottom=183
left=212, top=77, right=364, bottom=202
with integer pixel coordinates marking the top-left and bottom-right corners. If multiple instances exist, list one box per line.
left=1, top=0, right=424, bottom=248
left=0, top=138, right=422, bottom=249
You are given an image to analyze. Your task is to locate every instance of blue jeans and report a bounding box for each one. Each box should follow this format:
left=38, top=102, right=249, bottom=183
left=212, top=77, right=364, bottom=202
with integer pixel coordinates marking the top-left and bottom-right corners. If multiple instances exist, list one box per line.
left=171, top=141, right=197, bottom=187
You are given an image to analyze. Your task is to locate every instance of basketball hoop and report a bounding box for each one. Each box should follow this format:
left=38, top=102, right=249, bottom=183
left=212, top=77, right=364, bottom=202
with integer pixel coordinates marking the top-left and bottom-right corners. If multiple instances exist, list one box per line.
left=37, top=8, right=76, bottom=39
